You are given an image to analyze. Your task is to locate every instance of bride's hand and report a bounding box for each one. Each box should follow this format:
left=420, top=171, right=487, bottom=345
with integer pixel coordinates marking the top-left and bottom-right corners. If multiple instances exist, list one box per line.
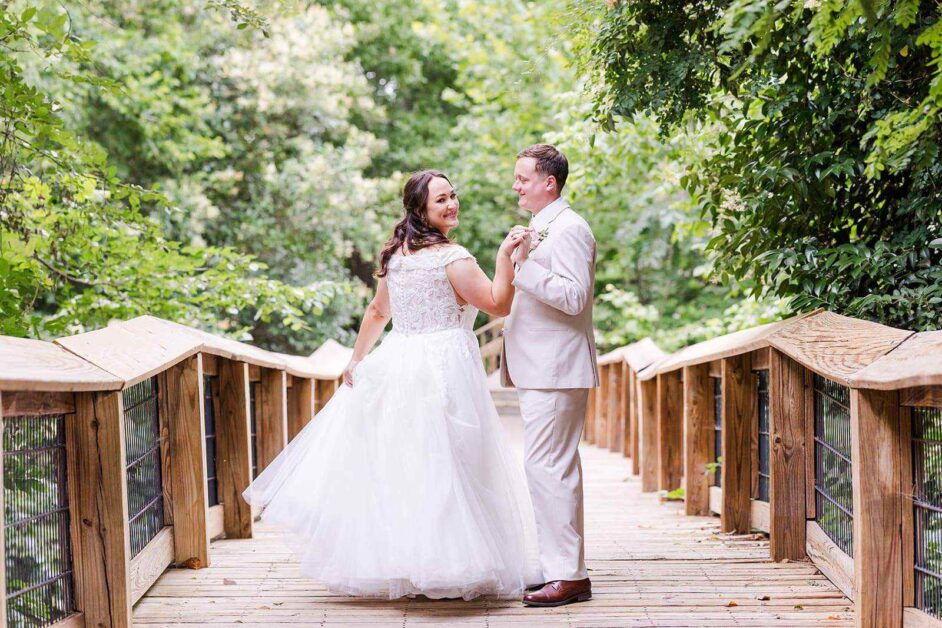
left=516, top=229, right=533, bottom=262
left=499, top=226, right=529, bottom=258
left=342, top=358, right=360, bottom=387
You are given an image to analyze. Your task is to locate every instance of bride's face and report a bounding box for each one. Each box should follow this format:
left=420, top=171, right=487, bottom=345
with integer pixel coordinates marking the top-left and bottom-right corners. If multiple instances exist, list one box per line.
left=424, top=176, right=460, bottom=235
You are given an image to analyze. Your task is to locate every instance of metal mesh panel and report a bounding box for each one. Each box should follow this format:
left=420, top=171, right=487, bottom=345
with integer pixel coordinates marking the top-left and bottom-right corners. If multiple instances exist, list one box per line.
left=813, top=374, right=853, bottom=556
left=713, top=377, right=722, bottom=488
left=123, top=377, right=165, bottom=557
left=913, top=406, right=942, bottom=618
left=203, top=376, right=220, bottom=508
left=756, top=370, right=770, bottom=502
left=4, top=413, right=75, bottom=627
left=250, top=381, right=258, bottom=479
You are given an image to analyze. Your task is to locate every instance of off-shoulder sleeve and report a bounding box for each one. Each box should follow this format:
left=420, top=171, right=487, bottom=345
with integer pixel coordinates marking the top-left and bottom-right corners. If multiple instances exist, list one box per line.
left=440, top=245, right=476, bottom=267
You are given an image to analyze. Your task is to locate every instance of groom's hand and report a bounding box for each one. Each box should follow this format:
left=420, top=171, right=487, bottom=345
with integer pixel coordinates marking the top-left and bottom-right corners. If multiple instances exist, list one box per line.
left=513, top=226, right=534, bottom=263
left=504, top=226, right=528, bottom=263
left=500, top=226, right=528, bottom=259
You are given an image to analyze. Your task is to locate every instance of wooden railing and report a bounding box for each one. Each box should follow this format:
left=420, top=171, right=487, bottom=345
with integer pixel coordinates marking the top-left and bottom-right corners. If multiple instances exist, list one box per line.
left=5, top=309, right=940, bottom=627
left=475, top=317, right=504, bottom=375
left=0, top=316, right=351, bottom=628
left=587, top=309, right=942, bottom=628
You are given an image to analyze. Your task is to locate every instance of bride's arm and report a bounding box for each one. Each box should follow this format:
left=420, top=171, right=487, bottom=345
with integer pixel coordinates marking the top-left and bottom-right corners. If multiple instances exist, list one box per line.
left=342, top=277, right=392, bottom=387
left=447, top=230, right=529, bottom=318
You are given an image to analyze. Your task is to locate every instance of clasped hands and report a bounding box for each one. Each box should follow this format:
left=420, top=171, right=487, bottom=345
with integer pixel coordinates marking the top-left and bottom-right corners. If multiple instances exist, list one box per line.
left=501, top=225, right=537, bottom=264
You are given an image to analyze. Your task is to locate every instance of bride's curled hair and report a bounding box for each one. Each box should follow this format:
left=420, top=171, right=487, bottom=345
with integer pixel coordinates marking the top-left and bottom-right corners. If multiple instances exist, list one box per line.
left=376, top=170, right=453, bottom=277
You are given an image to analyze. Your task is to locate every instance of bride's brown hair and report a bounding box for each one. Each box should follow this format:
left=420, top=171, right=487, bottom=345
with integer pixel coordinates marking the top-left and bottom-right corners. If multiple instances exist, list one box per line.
left=376, top=170, right=453, bottom=277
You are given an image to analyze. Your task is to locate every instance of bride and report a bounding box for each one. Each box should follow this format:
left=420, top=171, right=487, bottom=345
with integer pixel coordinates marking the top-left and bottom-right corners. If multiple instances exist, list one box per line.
left=242, top=170, right=542, bottom=600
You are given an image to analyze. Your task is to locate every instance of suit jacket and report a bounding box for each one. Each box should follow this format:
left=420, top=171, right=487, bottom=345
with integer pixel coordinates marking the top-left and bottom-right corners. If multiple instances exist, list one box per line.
left=500, top=204, right=599, bottom=389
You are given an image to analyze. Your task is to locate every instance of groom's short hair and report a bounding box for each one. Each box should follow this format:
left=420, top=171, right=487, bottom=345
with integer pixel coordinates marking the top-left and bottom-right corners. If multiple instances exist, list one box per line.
left=517, top=144, right=568, bottom=192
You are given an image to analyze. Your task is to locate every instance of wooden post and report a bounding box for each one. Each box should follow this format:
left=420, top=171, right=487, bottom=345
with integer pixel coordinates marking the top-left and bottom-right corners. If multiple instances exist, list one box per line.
left=217, top=359, right=253, bottom=539
left=768, top=349, right=807, bottom=561
left=804, top=369, right=816, bottom=519
left=0, top=393, right=5, bottom=628
left=900, top=405, right=915, bottom=608
left=618, top=362, right=631, bottom=458
left=851, top=388, right=902, bottom=628
left=629, top=369, right=640, bottom=475
left=70, top=391, right=132, bottom=627
left=608, top=364, right=621, bottom=453
left=593, top=365, right=601, bottom=445
left=720, top=353, right=755, bottom=533
left=257, top=368, right=288, bottom=474
left=164, top=354, right=210, bottom=569
left=315, top=378, right=339, bottom=414
left=597, top=364, right=609, bottom=449
left=656, top=370, right=683, bottom=491
left=584, top=387, right=596, bottom=443
left=639, top=377, right=659, bottom=492
left=683, top=364, right=712, bottom=516
left=287, top=376, right=315, bottom=441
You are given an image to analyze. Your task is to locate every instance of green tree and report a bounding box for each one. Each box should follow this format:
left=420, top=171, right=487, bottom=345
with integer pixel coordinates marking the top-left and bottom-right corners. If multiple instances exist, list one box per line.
left=2, top=1, right=409, bottom=349
left=316, top=0, right=465, bottom=176
left=584, top=0, right=942, bottom=330
left=1, top=1, right=341, bottom=340
left=413, top=0, right=738, bottom=347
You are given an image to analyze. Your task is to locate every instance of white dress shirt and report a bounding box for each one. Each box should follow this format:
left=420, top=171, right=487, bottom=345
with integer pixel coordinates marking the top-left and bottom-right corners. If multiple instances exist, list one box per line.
left=529, top=196, right=569, bottom=230
left=514, top=197, right=569, bottom=269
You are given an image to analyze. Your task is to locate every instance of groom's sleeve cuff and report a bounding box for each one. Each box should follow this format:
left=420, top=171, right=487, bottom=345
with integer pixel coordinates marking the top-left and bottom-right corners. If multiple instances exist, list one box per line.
left=511, top=257, right=541, bottom=291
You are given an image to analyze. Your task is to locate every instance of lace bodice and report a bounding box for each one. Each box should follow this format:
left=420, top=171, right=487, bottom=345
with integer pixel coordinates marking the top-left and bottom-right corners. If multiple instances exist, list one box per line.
left=386, top=245, right=479, bottom=334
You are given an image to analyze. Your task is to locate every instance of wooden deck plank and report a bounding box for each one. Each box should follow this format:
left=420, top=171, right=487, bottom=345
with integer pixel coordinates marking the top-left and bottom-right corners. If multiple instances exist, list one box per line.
left=134, top=398, right=853, bottom=626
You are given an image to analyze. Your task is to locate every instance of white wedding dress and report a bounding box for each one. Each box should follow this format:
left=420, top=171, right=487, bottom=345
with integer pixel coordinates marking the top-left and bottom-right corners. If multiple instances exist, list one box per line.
left=242, top=245, right=542, bottom=600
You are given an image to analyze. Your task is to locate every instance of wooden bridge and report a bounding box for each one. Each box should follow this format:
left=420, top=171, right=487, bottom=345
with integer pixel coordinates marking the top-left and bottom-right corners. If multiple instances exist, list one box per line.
left=0, top=311, right=939, bottom=627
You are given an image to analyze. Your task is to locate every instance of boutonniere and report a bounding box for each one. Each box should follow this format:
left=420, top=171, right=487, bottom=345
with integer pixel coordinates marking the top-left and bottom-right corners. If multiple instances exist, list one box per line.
left=530, top=225, right=550, bottom=252
left=528, top=207, right=565, bottom=252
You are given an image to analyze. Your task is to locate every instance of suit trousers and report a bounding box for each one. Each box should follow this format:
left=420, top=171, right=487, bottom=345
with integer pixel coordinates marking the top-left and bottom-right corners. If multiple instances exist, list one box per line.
left=517, top=387, right=589, bottom=582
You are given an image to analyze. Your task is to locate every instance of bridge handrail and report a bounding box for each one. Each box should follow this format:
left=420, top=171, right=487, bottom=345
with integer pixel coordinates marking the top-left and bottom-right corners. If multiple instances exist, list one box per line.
left=4, top=309, right=940, bottom=626
left=475, top=317, right=504, bottom=375
left=0, top=314, right=501, bottom=627
left=588, top=308, right=942, bottom=627
left=0, top=315, right=352, bottom=627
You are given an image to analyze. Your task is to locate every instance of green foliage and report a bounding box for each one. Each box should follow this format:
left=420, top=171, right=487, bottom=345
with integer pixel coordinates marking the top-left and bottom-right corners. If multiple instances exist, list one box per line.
left=661, top=297, right=792, bottom=352
left=410, top=0, right=738, bottom=347
left=704, top=458, right=723, bottom=477
left=583, top=0, right=942, bottom=331
left=594, top=285, right=660, bottom=349
left=315, top=0, right=465, bottom=175
left=1, top=1, right=349, bottom=342
left=2, top=0, right=789, bottom=354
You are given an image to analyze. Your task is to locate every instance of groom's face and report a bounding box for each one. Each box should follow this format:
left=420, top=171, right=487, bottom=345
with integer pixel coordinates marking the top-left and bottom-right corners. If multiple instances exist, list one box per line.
left=513, top=157, right=556, bottom=213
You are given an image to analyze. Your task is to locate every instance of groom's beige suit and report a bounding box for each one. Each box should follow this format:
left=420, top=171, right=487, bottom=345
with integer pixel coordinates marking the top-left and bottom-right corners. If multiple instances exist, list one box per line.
left=500, top=196, right=598, bottom=582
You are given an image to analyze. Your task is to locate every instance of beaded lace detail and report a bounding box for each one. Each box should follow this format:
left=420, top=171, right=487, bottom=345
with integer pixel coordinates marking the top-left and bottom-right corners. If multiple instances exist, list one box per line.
left=386, top=245, right=478, bottom=335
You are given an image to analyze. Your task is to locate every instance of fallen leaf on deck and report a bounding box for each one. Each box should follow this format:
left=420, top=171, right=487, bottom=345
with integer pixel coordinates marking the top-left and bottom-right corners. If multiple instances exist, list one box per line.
left=223, top=578, right=237, bottom=585
left=726, top=601, right=738, bottom=607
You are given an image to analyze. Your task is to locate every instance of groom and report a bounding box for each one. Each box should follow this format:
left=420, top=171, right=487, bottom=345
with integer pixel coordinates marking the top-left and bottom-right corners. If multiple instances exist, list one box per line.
left=501, top=144, right=599, bottom=607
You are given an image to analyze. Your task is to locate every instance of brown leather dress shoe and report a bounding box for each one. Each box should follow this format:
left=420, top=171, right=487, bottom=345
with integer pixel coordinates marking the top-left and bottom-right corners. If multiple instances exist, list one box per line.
left=522, top=578, right=591, bottom=607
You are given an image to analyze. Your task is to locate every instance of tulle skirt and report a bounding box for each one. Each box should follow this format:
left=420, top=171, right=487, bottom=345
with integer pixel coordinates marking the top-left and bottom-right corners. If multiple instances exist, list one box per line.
left=242, top=327, right=542, bottom=600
